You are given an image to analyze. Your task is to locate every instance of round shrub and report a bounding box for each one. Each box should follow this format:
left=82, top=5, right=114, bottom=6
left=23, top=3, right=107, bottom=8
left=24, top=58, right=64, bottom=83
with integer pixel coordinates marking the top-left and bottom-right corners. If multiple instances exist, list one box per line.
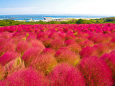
left=42, top=48, right=56, bottom=56
left=80, top=46, right=98, bottom=58
left=4, top=67, right=49, bottom=86
left=4, top=57, right=25, bottom=76
left=67, top=43, right=81, bottom=54
left=55, top=47, right=80, bottom=65
left=50, top=38, right=65, bottom=50
left=101, top=52, right=115, bottom=84
left=79, top=40, right=94, bottom=48
left=16, top=40, right=30, bottom=54
left=94, top=43, right=110, bottom=56
left=0, top=52, right=20, bottom=66
left=22, top=47, right=42, bottom=67
left=77, top=57, right=113, bottom=86
left=48, top=63, right=86, bottom=86
left=65, top=39, right=76, bottom=45
left=0, top=40, right=16, bottom=56
left=29, top=39, right=45, bottom=49
left=31, top=53, right=57, bottom=74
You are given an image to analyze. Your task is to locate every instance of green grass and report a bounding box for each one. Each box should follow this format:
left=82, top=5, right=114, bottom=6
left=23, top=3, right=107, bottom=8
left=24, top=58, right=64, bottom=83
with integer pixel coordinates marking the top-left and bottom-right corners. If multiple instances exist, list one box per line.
left=0, top=17, right=115, bottom=26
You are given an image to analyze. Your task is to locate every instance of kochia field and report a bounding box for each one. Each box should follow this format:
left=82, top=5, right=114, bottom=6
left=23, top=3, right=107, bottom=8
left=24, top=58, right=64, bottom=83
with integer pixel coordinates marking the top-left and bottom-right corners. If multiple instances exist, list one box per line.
left=0, top=24, right=115, bottom=86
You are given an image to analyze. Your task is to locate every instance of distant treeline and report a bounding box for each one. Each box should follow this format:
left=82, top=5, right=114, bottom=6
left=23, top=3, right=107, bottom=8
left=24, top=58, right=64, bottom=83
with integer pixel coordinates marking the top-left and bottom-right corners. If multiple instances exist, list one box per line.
left=0, top=17, right=115, bottom=26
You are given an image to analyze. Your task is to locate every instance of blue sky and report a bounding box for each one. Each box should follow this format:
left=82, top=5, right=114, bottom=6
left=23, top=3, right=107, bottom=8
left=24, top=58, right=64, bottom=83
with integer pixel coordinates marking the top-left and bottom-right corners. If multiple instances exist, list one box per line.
left=0, top=0, right=115, bottom=16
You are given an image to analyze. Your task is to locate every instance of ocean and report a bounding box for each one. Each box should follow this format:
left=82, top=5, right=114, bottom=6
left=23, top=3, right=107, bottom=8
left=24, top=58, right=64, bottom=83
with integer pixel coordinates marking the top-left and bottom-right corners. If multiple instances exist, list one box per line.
left=0, top=14, right=108, bottom=21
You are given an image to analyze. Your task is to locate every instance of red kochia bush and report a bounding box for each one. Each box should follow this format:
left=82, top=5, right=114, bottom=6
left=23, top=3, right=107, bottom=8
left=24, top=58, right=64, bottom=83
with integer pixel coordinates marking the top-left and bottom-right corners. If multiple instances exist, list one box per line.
left=4, top=67, right=49, bottom=86
left=79, top=40, right=94, bottom=48
left=101, top=52, right=115, bottom=84
left=42, top=38, right=52, bottom=48
left=4, top=57, right=25, bottom=76
left=0, top=32, right=12, bottom=38
left=80, top=43, right=109, bottom=58
left=31, top=53, right=57, bottom=74
left=55, top=47, right=80, bottom=65
left=16, top=40, right=30, bottom=54
left=48, top=63, right=85, bottom=86
left=80, top=46, right=98, bottom=58
left=0, top=52, right=20, bottom=66
left=88, top=33, right=111, bottom=44
left=0, top=81, right=5, bottom=86
left=67, top=43, right=81, bottom=54
left=22, top=47, right=42, bottom=67
left=50, top=38, right=65, bottom=50
left=94, top=43, right=110, bottom=56
left=65, top=39, right=76, bottom=45
left=29, top=39, right=45, bottom=49
left=77, top=57, right=113, bottom=86
left=0, top=40, right=16, bottom=55
left=0, top=38, right=7, bottom=47
left=42, top=48, right=56, bottom=56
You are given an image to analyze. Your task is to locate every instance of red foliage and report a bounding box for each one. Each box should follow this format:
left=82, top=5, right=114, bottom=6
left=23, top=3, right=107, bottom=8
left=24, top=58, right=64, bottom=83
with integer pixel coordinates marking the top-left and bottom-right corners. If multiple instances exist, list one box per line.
left=0, top=40, right=16, bottom=55
left=0, top=52, right=20, bottom=66
left=50, top=38, right=65, bottom=50
left=22, top=47, right=42, bottom=67
left=101, top=51, right=115, bottom=84
left=55, top=47, right=80, bottom=65
left=80, top=46, right=98, bottom=58
left=48, top=63, right=86, bottom=86
left=67, top=43, right=81, bottom=53
left=4, top=67, right=49, bottom=86
left=16, top=40, right=30, bottom=54
left=0, top=24, right=114, bottom=85
left=42, top=48, right=56, bottom=56
left=31, top=53, right=57, bottom=74
left=77, top=57, right=113, bottom=86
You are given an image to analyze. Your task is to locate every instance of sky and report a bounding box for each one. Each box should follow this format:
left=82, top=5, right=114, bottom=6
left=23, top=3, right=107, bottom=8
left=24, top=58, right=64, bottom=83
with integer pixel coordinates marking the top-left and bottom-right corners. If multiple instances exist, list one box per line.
left=0, top=0, right=115, bottom=16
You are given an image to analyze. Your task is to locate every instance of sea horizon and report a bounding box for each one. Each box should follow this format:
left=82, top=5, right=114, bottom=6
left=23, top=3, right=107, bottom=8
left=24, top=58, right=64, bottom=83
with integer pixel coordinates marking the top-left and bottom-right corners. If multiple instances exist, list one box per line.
left=0, top=14, right=114, bottom=21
